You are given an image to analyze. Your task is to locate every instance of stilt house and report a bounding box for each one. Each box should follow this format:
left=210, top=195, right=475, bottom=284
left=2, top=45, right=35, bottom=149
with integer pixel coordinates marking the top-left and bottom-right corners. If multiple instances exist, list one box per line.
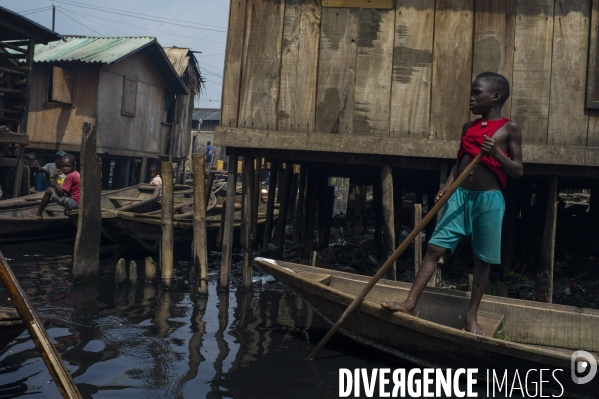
left=24, top=36, right=188, bottom=188
left=0, top=6, right=61, bottom=198
left=214, top=0, right=599, bottom=298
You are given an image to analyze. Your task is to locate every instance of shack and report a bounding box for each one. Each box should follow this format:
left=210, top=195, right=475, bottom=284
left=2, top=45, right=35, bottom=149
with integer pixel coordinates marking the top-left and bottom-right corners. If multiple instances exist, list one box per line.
left=25, top=36, right=188, bottom=188
left=163, top=46, right=203, bottom=181
left=0, top=6, right=61, bottom=198
left=214, top=0, right=599, bottom=300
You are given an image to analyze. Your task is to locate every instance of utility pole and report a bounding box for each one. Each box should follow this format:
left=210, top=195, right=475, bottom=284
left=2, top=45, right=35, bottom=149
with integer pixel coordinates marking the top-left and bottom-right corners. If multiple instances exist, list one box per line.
left=52, top=4, right=56, bottom=31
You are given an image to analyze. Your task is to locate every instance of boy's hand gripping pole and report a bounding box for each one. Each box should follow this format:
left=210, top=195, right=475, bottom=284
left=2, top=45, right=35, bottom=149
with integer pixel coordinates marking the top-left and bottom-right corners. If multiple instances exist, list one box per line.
left=0, top=251, right=83, bottom=399
left=308, top=152, right=483, bottom=360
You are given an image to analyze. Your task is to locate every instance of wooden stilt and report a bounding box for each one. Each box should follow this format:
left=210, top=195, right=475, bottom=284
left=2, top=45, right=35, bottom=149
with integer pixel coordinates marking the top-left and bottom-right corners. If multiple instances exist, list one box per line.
left=318, top=186, right=335, bottom=249
left=216, top=200, right=226, bottom=251
left=275, top=164, right=293, bottom=259
left=73, top=123, right=102, bottom=280
left=304, top=172, right=321, bottom=258
left=293, top=166, right=306, bottom=244
left=413, top=203, right=422, bottom=274
left=346, top=183, right=356, bottom=235
left=205, top=171, right=215, bottom=209
left=220, top=150, right=239, bottom=290
left=502, top=182, right=518, bottom=277
left=161, top=161, right=175, bottom=287
left=12, top=143, right=24, bottom=198
left=139, top=157, right=148, bottom=184
left=373, top=178, right=383, bottom=249
left=353, top=185, right=365, bottom=235
left=262, top=161, right=278, bottom=251
left=145, top=257, right=157, bottom=281
left=252, top=158, right=261, bottom=240
left=393, top=172, right=403, bottom=248
left=193, top=154, right=208, bottom=295
left=381, top=165, right=396, bottom=280
left=536, top=176, right=558, bottom=303
left=299, top=166, right=312, bottom=246
left=288, top=167, right=299, bottom=222
left=242, top=156, right=255, bottom=289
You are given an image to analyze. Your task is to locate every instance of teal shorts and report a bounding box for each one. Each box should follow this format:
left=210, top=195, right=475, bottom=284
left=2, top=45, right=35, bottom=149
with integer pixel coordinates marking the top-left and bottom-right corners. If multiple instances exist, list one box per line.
left=428, top=187, right=505, bottom=264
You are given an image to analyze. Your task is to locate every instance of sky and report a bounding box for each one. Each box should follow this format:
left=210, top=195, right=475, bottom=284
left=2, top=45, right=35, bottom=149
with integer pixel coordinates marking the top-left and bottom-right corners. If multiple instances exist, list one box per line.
left=1, top=0, right=229, bottom=109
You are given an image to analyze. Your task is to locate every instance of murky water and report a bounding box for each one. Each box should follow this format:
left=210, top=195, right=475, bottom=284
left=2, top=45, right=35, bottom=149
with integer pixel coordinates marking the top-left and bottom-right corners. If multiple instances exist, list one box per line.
left=0, top=241, right=410, bottom=398
left=0, top=241, right=516, bottom=399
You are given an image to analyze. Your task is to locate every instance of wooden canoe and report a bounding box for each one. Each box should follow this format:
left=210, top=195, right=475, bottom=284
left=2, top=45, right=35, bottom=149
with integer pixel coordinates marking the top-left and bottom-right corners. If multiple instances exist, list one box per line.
left=255, top=259, right=599, bottom=398
left=0, top=203, right=74, bottom=244
left=102, top=206, right=278, bottom=254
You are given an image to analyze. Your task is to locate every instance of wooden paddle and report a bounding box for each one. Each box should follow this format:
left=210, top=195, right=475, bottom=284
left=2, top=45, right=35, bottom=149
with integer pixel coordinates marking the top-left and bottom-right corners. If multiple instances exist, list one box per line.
left=308, top=152, right=483, bottom=360
left=0, top=251, right=82, bottom=398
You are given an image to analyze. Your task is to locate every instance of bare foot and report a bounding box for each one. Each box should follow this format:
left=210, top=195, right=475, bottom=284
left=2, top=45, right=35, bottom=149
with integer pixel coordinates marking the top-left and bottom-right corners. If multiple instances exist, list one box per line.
left=465, top=315, right=485, bottom=336
left=28, top=213, right=43, bottom=220
left=380, top=301, right=414, bottom=315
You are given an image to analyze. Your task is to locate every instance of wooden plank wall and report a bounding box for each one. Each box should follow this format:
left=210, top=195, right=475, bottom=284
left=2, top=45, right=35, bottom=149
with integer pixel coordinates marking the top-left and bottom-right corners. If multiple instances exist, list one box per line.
left=223, top=0, right=598, bottom=153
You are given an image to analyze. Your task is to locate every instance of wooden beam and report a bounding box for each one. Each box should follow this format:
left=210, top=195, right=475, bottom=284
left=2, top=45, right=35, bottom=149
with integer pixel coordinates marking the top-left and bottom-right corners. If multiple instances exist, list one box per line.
left=413, top=203, right=422, bottom=275
left=160, top=161, right=175, bottom=287
left=262, top=161, right=278, bottom=251
left=0, top=41, right=28, bottom=53
left=214, top=126, right=599, bottom=167
left=73, top=123, right=101, bottom=280
left=0, top=129, right=28, bottom=145
left=322, top=0, right=394, bottom=8
left=12, top=143, right=24, bottom=198
left=220, top=150, right=239, bottom=289
left=381, top=165, right=396, bottom=280
left=275, top=163, right=293, bottom=259
left=242, top=156, right=255, bottom=289
left=293, top=165, right=306, bottom=244
left=193, top=154, right=208, bottom=295
left=536, top=176, right=558, bottom=303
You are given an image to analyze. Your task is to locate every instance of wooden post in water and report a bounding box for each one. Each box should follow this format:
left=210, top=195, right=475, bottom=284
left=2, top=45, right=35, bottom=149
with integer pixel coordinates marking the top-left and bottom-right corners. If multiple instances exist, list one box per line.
left=262, top=161, right=278, bottom=251
left=381, top=165, right=396, bottom=280
left=536, top=176, right=558, bottom=303
left=220, top=150, right=238, bottom=289
left=205, top=172, right=215, bottom=209
left=293, top=166, right=306, bottom=244
left=242, top=157, right=255, bottom=289
left=216, top=200, right=226, bottom=251
left=145, top=257, right=156, bottom=281
left=252, top=158, right=261, bottom=240
left=193, top=154, right=208, bottom=295
left=413, top=204, right=422, bottom=274
left=0, top=252, right=83, bottom=399
left=73, top=122, right=101, bottom=280
left=275, top=164, right=293, bottom=259
left=161, top=161, right=175, bottom=287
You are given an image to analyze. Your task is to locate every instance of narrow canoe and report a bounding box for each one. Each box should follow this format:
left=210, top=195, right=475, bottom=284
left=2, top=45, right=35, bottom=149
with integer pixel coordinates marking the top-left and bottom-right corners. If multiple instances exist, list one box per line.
left=0, top=306, right=25, bottom=350
left=0, top=203, right=74, bottom=244
left=255, top=259, right=599, bottom=398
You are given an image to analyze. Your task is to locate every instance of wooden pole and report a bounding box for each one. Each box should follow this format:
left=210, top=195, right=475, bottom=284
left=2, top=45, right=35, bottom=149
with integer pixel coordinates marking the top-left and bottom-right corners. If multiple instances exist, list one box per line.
left=308, top=153, right=483, bottom=360
left=216, top=200, right=226, bottom=251
left=205, top=171, right=215, bottom=209
left=139, top=157, right=148, bottom=184
left=319, top=186, right=335, bottom=248
left=220, top=150, right=238, bottom=289
left=242, top=156, right=255, bottom=289
left=536, top=176, right=558, bottom=303
left=73, top=122, right=101, bottom=280
left=0, top=251, right=83, bottom=399
left=262, top=162, right=278, bottom=251
left=381, top=165, right=396, bottom=280
left=161, top=161, right=175, bottom=287
left=275, top=164, right=293, bottom=259
left=293, top=166, right=306, bottom=244
left=193, top=154, right=208, bottom=295
left=413, top=203, right=422, bottom=274
left=252, top=158, right=261, bottom=240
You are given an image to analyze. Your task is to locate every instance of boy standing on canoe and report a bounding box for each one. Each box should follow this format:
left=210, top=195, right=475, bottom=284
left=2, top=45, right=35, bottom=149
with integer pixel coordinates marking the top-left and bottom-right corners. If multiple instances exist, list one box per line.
left=382, top=72, right=523, bottom=335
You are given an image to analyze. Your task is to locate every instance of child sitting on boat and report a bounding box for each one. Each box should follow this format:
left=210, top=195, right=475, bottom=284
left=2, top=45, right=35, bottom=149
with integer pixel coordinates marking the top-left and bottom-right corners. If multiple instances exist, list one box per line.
left=149, top=164, right=162, bottom=202
left=28, top=154, right=80, bottom=219
left=381, top=72, right=523, bottom=336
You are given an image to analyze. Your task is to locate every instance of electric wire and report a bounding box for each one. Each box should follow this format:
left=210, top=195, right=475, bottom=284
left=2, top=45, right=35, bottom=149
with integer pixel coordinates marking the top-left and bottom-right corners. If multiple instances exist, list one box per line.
left=60, top=8, right=128, bottom=35
left=51, top=0, right=227, bottom=33
left=51, top=0, right=227, bottom=30
left=58, top=7, right=226, bottom=45
left=57, top=9, right=105, bottom=36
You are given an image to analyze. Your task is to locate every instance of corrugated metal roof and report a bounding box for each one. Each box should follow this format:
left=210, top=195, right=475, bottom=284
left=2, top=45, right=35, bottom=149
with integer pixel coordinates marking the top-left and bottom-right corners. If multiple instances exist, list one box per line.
left=193, top=108, right=220, bottom=121
left=34, top=36, right=156, bottom=64
left=163, top=47, right=190, bottom=77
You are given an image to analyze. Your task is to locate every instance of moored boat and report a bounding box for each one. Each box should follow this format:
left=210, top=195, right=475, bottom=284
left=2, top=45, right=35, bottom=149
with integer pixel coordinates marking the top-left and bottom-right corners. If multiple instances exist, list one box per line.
left=255, top=259, right=599, bottom=398
left=0, top=203, right=74, bottom=244
left=0, top=307, right=25, bottom=350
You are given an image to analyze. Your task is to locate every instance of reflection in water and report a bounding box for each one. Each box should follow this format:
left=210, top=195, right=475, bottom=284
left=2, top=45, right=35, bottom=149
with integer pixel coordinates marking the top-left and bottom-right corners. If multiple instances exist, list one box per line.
left=0, top=242, right=407, bottom=398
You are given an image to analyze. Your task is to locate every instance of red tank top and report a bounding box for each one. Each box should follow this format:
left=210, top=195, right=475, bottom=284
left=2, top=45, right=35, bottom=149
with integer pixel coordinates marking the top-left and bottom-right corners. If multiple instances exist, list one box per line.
left=456, top=118, right=511, bottom=189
